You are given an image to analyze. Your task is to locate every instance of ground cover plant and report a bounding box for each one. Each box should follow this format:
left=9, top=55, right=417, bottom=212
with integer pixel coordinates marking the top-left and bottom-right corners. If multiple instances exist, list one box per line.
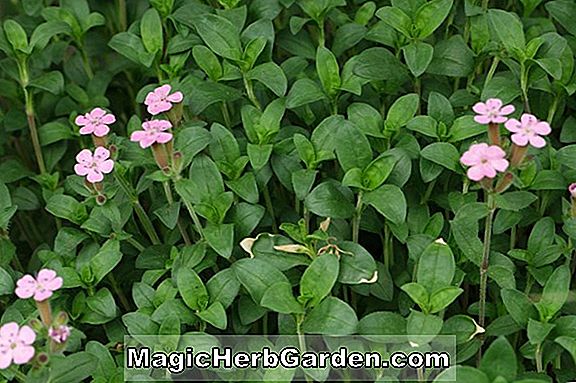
left=0, top=0, right=576, bottom=381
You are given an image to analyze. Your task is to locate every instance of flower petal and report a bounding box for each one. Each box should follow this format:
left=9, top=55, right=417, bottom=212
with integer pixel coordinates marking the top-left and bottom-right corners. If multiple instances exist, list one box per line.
left=99, top=159, right=115, bottom=174
left=75, top=115, right=89, bottom=126
left=87, top=169, right=104, bottom=183
left=472, top=102, right=488, bottom=114
left=155, top=132, right=173, bottom=144
left=491, top=159, right=509, bottom=172
left=167, top=91, right=183, bottom=103
left=500, top=104, right=515, bottom=115
left=474, top=115, right=491, bottom=125
left=533, top=121, right=551, bottom=135
left=92, top=125, right=110, bottom=137
left=94, top=147, right=110, bottom=160
left=467, top=165, right=485, bottom=181
left=12, top=345, right=34, bottom=364
left=76, top=149, right=93, bottom=163
left=90, top=108, right=106, bottom=119
left=530, top=135, right=546, bottom=148
left=44, top=276, right=63, bottom=291
left=17, top=326, right=35, bottom=345
left=34, top=289, right=53, bottom=302
left=156, top=84, right=171, bottom=98
left=0, top=323, right=19, bottom=342
left=37, top=269, right=56, bottom=283
left=511, top=133, right=529, bottom=146
left=74, top=164, right=89, bottom=177
left=101, top=114, right=116, bottom=124
left=130, top=131, right=146, bottom=142
left=505, top=119, right=522, bottom=133
left=486, top=98, right=503, bottom=110
left=0, top=348, right=12, bottom=369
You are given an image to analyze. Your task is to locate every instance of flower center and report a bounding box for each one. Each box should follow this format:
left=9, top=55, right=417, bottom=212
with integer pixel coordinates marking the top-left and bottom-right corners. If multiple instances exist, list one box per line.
left=10, top=342, right=17, bottom=350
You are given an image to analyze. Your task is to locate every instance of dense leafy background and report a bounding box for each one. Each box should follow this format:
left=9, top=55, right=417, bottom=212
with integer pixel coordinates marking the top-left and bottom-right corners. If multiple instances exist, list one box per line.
left=1, top=0, right=576, bottom=382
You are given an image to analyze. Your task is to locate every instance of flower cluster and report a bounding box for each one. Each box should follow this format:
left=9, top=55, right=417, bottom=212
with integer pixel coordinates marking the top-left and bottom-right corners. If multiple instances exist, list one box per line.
left=73, top=107, right=117, bottom=186
left=0, top=269, right=70, bottom=370
left=460, top=98, right=551, bottom=184
left=131, top=84, right=182, bottom=149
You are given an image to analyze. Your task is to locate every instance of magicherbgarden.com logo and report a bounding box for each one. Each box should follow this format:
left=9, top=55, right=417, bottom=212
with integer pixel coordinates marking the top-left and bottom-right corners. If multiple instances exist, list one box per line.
left=123, top=335, right=456, bottom=382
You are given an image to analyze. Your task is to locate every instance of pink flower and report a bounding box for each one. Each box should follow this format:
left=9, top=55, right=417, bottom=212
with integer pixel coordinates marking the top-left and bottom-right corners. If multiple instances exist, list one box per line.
left=144, top=85, right=183, bottom=115
left=569, top=183, right=576, bottom=198
left=473, top=98, right=515, bottom=124
left=0, top=322, right=35, bottom=369
left=460, top=143, right=509, bottom=181
left=75, top=108, right=116, bottom=137
left=15, top=269, right=63, bottom=302
left=504, top=114, right=551, bottom=148
left=130, top=120, right=173, bottom=149
left=74, top=147, right=115, bottom=183
left=48, top=325, right=70, bottom=344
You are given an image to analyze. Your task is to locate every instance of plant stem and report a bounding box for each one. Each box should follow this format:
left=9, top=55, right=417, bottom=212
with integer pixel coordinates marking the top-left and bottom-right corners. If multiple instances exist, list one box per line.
left=23, top=88, right=46, bottom=174
left=163, top=181, right=192, bottom=245
left=482, top=0, right=489, bottom=11
left=80, top=45, right=94, bottom=79
left=535, top=343, right=543, bottom=372
left=108, top=273, right=131, bottom=311
left=477, top=193, right=495, bottom=364
left=520, top=63, right=531, bottom=113
left=114, top=172, right=161, bottom=245
left=352, top=191, right=364, bottom=243
left=263, top=183, right=278, bottom=233
left=296, top=315, right=313, bottom=383
left=479, top=194, right=495, bottom=329
left=547, top=93, right=560, bottom=123
left=243, top=76, right=261, bottom=110
left=116, top=0, right=127, bottom=31
left=221, top=102, right=232, bottom=128
left=181, top=198, right=205, bottom=240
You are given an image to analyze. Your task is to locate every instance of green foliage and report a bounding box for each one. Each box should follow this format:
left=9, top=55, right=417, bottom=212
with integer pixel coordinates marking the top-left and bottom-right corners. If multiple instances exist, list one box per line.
left=0, top=0, right=575, bottom=381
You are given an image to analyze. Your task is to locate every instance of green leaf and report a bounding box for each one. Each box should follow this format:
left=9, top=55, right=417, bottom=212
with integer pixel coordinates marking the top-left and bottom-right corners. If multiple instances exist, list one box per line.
left=501, top=288, right=538, bottom=327
left=417, top=240, right=456, bottom=292
left=421, top=142, right=460, bottom=171
left=248, top=62, right=287, bottom=97
left=358, top=311, right=406, bottom=336
left=3, top=20, right=28, bottom=53
left=494, top=191, right=538, bottom=211
left=49, top=352, right=98, bottom=383
left=449, top=115, right=486, bottom=142
left=39, top=122, right=73, bottom=146
left=335, top=121, right=372, bottom=172
left=46, top=195, right=87, bottom=225
left=247, top=143, right=273, bottom=170
left=140, top=8, right=163, bottom=54
left=429, top=286, right=463, bottom=314
left=30, top=21, right=70, bottom=50
left=427, top=36, right=474, bottom=77
left=434, top=366, right=489, bottom=383
left=337, top=241, right=378, bottom=284
left=29, top=71, right=64, bottom=95
left=527, top=318, right=555, bottom=345
left=347, top=102, right=383, bottom=137
left=108, top=32, right=154, bottom=67
left=361, top=154, right=397, bottom=191
left=555, top=336, right=576, bottom=365
left=375, top=6, right=412, bottom=37
left=364, top=184, right=407, bottom=225
left=401, top=282, right=429, bottom=311
left=233, top=258, right=290, bottom=304
left=286, top=78, right=326, bottom=109
left=353, top=47, right=408, bottom=81
left=194, top=14, right=242, bottom=60
left=261, top=281, right=304, bottom=314
left=89, top=240, right=122, bottom=286
left=0, top=266, right=14, bottom=295
left=407, top=115, right=438, bottom=138
left=177, top=268, right=209, bottom=312
left=316, top=46, right=340, bottom=96
left=302, top=297, right=358, bottom=335
left=193, top=45, right=222, bottom=81
left=488, top=9, right=526, bottom=56
left=535, top=265, right=571, bottom=322
left=402, top=42, right=434, bottom=77
left=546, top=0, right=576, bottom=36
left=414, top=0, right=454, bottom=38
left=197, top=301, right=227, bottom=330
left=204, top=223, right=234, bottom=259
left=406, top=310, right=443, bottom=344
left=292, top=169, right=317, bottom=200
left=300, top=253, right=340, bottom=307
left=479, top=337, right=517, bottom=382
left=386, top=93, right=419, bottom=131
left=305, top=181, right=355, bottom=219
left=206, top=269, right=240, bottom=309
